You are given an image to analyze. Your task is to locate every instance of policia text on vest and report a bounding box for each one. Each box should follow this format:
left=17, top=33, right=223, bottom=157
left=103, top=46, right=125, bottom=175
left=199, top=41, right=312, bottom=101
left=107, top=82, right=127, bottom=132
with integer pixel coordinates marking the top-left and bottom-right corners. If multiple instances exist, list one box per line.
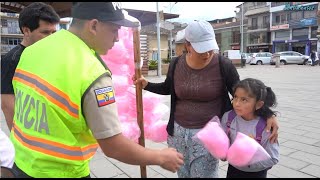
left=15, top=88, right=49, bottom=135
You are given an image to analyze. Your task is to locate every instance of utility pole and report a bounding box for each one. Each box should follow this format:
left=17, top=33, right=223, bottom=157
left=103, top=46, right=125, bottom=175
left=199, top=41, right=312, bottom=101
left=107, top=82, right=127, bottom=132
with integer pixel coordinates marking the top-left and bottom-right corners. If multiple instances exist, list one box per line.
left=169, top=2, right=177, bottom=60
left=317, top=2, right=320, bottom=55
left=169, top=2, right=173, bottom=60
left=156, top=2, right=162, bottom=77
left=241, top=3, right=244, bottom=54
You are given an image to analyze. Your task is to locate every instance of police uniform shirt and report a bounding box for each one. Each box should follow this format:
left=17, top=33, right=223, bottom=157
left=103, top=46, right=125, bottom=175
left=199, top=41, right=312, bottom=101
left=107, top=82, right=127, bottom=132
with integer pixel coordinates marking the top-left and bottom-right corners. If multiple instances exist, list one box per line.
left=83, top=75, right=122, bottom=139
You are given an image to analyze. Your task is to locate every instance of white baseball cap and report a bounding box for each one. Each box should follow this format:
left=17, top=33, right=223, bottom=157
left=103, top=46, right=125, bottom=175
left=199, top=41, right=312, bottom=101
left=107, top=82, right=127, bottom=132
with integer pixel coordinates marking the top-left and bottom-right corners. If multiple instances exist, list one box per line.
left=185, top=20, right=219, bottom=53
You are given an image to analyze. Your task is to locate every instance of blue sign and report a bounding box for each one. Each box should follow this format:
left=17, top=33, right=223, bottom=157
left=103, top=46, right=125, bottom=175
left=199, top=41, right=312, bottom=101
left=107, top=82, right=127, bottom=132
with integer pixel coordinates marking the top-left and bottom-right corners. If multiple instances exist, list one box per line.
left=290, top=17, right=317, bottom=28
left=299, top=18, right=317, bottom=27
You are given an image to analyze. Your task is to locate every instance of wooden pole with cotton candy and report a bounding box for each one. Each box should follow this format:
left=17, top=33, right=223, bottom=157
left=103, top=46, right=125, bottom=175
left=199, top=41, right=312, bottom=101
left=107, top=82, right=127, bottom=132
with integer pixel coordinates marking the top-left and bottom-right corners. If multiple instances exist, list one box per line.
left=132, top=22, right=147, bottom=178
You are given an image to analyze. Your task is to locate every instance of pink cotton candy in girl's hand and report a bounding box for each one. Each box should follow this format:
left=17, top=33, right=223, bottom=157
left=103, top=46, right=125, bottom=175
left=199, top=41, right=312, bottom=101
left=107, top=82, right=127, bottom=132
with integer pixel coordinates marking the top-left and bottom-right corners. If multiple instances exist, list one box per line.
left=227, top=132, right=271, bottom=167
left=194, top=117, right=229, bottom=160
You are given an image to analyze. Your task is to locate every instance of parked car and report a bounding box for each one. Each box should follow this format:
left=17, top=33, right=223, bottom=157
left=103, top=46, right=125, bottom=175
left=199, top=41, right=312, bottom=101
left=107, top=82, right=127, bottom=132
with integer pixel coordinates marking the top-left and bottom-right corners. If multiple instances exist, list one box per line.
left=270, top=51, right=310, bottom=65
left=248, top=52, right=272, bottom=65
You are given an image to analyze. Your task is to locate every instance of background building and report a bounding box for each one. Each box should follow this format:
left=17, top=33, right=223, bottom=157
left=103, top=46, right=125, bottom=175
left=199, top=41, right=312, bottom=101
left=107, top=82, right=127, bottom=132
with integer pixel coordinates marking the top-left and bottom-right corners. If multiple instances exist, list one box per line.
left=140, top=22, right=186, bottom=61
left=0, top=12, right=70, bottom=57
left=270, top=2, right=318, bottom=55
left=245, top=2, right=272, bottom=53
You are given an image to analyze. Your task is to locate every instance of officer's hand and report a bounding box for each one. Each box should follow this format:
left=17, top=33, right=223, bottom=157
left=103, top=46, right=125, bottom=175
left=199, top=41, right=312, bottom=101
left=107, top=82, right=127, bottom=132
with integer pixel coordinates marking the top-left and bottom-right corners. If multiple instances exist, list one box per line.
left=132, top=74, right=148, bottom=89
left=158, top=148, right=184, bottom=173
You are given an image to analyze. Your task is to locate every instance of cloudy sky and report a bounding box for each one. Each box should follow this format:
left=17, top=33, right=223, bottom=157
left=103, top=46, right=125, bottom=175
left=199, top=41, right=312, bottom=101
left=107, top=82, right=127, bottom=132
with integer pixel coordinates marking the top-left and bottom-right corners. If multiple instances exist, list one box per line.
left=122, top=2, right=243, bottom=23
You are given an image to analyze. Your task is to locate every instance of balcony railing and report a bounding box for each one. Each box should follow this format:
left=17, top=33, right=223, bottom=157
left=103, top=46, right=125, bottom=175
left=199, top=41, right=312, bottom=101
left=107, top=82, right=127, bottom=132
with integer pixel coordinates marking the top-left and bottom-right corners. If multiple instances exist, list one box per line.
left=1, top=44, right=16, bottom=54
left=271, top=2, right=287, bottom=7
left=248, top=24, right=270, bottom=30
left=248, top=38, right=269, bottom=44
left=248, top=4, right=267, bottom=10
left=272, top=21, right=289, bottom=26
left=1, top=27, right=22, bottom=34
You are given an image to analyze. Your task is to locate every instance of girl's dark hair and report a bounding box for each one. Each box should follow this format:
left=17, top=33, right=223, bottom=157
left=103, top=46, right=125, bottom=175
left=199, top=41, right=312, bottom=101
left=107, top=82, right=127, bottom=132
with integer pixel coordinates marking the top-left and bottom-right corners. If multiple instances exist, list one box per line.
left=233, top=78, right=277, bottom=120
left=19, top=2, right=60, bottom=34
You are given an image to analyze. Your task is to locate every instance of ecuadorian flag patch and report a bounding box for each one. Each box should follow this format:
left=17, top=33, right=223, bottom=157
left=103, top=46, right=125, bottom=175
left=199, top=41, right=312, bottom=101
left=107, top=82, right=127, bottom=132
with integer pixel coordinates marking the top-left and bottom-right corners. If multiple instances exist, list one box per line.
left=94, top=86, right=116, bottom=107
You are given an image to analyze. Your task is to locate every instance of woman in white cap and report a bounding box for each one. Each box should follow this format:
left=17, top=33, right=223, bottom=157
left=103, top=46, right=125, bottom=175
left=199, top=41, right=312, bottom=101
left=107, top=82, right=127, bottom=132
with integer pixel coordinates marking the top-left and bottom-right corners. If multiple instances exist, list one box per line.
left=133, top=20, right=279, bottom=178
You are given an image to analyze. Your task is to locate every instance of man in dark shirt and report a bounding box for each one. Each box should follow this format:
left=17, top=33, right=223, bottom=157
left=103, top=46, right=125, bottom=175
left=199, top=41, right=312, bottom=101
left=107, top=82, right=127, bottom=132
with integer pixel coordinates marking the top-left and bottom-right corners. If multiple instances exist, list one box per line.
left=1, top=2, right=60, bottom=131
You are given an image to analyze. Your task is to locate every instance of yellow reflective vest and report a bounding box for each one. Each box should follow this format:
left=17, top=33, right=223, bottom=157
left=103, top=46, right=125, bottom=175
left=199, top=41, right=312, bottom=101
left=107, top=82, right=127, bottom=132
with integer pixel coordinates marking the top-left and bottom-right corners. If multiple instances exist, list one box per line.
left=11, top=30, right=111, bottom=177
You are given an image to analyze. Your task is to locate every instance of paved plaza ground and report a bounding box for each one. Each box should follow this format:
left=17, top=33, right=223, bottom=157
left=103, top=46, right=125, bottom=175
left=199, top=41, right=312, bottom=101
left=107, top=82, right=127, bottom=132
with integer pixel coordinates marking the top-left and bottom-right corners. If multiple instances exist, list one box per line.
left=1, top=64, right=320, bottom=178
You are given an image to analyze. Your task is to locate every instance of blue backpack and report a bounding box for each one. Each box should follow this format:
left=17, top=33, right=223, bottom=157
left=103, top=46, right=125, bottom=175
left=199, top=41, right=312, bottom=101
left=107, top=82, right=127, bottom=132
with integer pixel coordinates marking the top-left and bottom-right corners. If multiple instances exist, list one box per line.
left=226, top=110, right=267, bottom=144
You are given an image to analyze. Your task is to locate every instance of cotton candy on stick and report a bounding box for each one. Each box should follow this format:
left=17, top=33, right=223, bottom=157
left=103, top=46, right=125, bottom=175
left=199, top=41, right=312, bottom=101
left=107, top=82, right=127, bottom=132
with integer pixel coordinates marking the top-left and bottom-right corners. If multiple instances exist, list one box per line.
left=100, top=27, right=171, bottom=143
left=194, top=116, right=230, bottom=160
left=227, top=132, right=271, bottom=167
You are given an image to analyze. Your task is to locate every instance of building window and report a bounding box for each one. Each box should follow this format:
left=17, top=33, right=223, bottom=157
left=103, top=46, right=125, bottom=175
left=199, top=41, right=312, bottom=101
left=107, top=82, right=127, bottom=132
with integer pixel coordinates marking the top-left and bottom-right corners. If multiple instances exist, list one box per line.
left=249, top=32, right=267, bottom=44
left=2, top=37, right=22, bottom=45
left=216, top=33, right=221, bottom=45
left=280, top=14, right=288, bottom=23
left=273, top=12, right=290, bottom=25
left=232, top=31, right=240, bottom=44
left=303, top=6, right=317, bottom=19
left=311, top=26, right=317, bottom=38
left=291, top=11, right=303, bottom=20
left=262, top=16, right=269, bottom=28
left=1, top=37, right=22, bottom=54
left=1, top=19, right=8, bottom=27
left=275, top=30, right=290, bottom=40
left=252, top=18, right=258, bottom=29
left=275, top=43, right=289, bottom=52
left=292, top=28, right=309, bottom=40
left=275, top=15, right=280, bottom=24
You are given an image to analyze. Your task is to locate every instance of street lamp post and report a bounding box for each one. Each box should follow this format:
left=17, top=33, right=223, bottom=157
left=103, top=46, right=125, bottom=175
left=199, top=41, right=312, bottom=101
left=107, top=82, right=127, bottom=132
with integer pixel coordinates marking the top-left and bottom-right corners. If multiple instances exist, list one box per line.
left=156, top=2, right=162, bottom=77
left=169, top=3, right=173, bottom=60
left=241, top=3, right=244, bottom=54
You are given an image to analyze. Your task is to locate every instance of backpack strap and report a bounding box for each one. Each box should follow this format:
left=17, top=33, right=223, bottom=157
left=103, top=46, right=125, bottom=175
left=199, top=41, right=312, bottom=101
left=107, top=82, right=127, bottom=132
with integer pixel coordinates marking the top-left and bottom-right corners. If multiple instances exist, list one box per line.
left=255, top=117, right=267, bottom=144
left=227, top=110, right=267, bottom=145
left=226, top=110, right=237, bottom=136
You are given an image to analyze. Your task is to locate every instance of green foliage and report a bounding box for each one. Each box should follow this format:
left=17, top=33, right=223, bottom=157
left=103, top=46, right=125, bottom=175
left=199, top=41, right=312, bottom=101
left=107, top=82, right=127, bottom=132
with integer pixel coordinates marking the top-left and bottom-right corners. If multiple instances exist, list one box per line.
left=162, top=58, right=171, bottom=64
left=148, top=59, right=158, bottom=70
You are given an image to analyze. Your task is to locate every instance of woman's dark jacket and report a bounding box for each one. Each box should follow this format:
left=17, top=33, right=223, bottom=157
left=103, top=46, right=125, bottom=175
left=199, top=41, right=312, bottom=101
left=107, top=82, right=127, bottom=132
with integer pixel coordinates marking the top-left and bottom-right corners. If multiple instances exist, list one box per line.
left=144, top=54, right=240, bottom=136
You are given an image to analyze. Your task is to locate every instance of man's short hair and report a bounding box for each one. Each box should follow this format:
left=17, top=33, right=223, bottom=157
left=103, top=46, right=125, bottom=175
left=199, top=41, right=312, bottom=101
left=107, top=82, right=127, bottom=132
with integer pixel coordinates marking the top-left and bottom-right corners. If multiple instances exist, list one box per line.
left=19, top=2, right=60, bottom=34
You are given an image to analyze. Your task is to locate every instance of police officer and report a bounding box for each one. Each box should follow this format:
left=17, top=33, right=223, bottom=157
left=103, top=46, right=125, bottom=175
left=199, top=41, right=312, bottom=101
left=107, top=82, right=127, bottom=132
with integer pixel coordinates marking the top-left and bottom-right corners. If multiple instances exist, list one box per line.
left=10, top=2, right=183, bottom=178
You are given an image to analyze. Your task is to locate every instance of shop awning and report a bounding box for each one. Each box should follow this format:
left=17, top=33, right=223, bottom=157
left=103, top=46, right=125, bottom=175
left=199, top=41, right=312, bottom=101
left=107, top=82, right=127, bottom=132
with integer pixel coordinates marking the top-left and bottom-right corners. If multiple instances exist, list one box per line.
left=0, top=2, right=179, bottom=26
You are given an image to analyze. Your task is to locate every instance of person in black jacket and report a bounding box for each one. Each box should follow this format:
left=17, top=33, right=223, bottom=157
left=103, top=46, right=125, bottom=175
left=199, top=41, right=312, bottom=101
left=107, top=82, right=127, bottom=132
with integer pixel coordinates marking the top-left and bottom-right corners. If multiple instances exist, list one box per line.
left=133, top=20, right=279, bottom=178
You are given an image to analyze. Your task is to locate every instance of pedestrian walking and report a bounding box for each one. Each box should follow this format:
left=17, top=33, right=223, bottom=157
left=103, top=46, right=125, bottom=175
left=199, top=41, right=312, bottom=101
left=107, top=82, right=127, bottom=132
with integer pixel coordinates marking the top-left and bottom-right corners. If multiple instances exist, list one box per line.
left=310, top=50, right=316, bottom=66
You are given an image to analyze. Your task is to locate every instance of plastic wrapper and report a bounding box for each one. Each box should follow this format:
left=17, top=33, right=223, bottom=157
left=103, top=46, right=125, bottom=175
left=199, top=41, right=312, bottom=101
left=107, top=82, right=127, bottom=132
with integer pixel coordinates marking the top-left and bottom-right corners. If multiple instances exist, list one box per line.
left=193, top=116, right=229, bottom=160
left=227, top=132, right=271, bottom=167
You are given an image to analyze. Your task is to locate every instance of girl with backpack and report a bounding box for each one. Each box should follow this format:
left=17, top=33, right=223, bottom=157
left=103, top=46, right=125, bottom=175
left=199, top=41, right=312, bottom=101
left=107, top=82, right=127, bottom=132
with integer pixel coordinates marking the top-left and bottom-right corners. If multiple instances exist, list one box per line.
left=220, top=78, right=279, bottom=178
